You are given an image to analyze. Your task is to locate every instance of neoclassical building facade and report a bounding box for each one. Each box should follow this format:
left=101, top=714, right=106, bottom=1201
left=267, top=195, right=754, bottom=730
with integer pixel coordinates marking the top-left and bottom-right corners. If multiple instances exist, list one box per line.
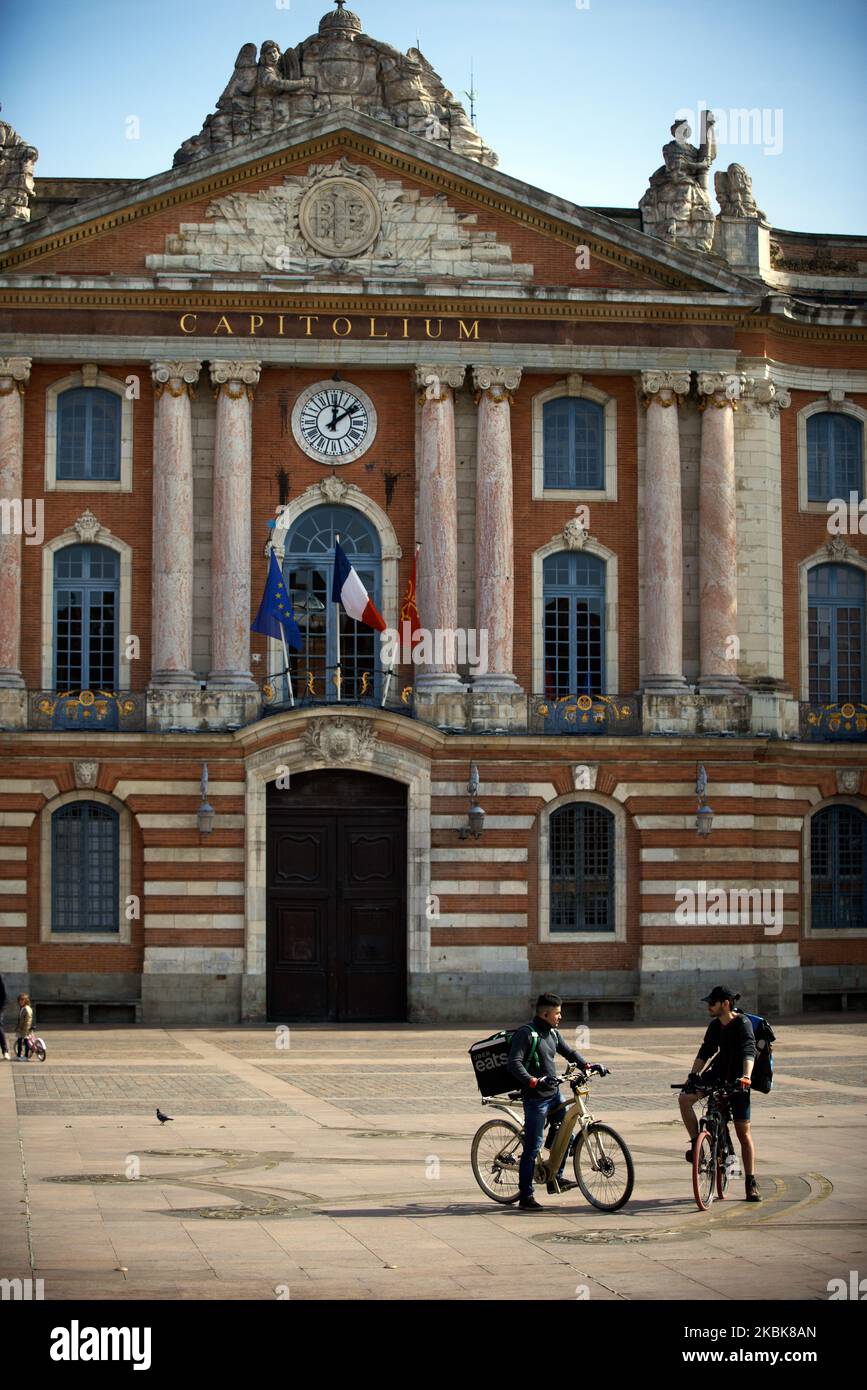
left=0, top=3, right=865, bottom=1024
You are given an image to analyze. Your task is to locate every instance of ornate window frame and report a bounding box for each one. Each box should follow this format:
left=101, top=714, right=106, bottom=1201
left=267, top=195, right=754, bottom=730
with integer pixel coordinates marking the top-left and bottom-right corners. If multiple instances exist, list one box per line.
left=802, top=795, right=867, bottom=939
left=45, top=367, right=133, bottom=493
left=40, top=789, right=132, bottom=943
left=538, top=791, right=627, bottom=942
left=799, top=546, right=867, bottom=701
left=532, top=377, right=617, bottom=502
left=797, top=399, right=867, bottom=514
left=532, top=533, right=619, bottom=696
left=41, top=518, right=133, bottom=691
left=269, top=481, right=402, bottom=683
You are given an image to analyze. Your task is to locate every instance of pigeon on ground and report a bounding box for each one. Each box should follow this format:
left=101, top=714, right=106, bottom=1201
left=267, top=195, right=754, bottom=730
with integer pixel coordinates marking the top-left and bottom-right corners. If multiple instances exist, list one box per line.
left=156, top=1108, right=174, bottom=1124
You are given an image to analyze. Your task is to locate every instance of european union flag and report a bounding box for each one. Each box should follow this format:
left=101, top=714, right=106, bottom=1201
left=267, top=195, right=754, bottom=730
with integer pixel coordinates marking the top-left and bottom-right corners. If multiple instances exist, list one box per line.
left=251, top=553, right=302, bottom=650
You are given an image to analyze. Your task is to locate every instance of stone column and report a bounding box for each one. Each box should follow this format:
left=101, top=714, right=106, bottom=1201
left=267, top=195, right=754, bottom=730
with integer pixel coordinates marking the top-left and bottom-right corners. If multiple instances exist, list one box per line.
left=0, top=357, right=31, bottom=688
left=414, top=365, right=466, bottom=693
left=208, top=361, right=260, bottom=690
left=697, top=372, right=743, bottom=691
left=472, top=367, right=522, bottom=692
left=640, top=370, right=690, bottom=691
left=150, top=360, right=201, bottom=685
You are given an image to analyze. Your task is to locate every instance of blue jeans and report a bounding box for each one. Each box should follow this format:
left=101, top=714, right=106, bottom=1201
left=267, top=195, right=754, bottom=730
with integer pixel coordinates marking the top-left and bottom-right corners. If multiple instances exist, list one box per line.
left=519, top=1091, right=568, bottom=1199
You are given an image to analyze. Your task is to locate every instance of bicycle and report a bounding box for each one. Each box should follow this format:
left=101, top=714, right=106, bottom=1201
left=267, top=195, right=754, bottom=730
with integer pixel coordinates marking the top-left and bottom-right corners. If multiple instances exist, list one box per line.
left=471, top=1063, right=634, bottom=1211
left=18, top=1032, right=47, bottom=1062
left=671, top=1078, right=740, bottom=1211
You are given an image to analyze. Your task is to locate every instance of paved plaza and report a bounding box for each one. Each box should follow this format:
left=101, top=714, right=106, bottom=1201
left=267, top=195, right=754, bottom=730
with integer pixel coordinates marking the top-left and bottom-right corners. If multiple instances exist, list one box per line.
left=1, top=1019, right=865, bottom=1302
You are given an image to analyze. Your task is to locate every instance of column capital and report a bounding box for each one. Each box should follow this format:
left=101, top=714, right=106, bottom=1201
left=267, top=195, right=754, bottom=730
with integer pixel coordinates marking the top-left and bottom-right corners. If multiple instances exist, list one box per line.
left=415, top=364, right=466, bottom=403
left=151, top=360, right=202, bottom=398
left=697, top=371, right=745, bottom=410
left=210, top=359, right=262, bottom=399
left=742, top=376, right=792, bottom=418
left=472, top=366, right=522, bottom=404
left=0, top=357, right=32, bottom=395
left=640, top=370, right=691, bottom=407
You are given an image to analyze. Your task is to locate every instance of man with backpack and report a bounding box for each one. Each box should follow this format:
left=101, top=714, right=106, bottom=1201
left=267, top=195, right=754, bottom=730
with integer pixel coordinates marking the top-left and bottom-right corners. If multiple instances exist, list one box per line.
left=678, top=985, right=762, bottom=1202
left=507, top=992, right=603, bottom=1211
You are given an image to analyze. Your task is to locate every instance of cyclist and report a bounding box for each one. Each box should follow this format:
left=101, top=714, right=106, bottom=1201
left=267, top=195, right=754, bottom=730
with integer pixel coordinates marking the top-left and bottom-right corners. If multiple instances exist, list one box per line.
left=678, top=985, right=761, bottom=1203
left=507, top=992, right=597, bottom=1211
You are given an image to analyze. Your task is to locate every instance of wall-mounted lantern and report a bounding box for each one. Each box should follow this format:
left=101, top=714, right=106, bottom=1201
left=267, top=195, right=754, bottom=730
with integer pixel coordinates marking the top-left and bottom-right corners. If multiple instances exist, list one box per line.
left=197, top=762, right=215, bottom=836
left=458, top=762, right=486, bottom=841
left=695, top=763, right=714, bottom=837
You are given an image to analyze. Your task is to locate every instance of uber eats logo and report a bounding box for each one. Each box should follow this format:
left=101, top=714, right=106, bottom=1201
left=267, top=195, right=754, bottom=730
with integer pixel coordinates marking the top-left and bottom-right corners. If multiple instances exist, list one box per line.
left=475, top=1050, right=508, bottom=1072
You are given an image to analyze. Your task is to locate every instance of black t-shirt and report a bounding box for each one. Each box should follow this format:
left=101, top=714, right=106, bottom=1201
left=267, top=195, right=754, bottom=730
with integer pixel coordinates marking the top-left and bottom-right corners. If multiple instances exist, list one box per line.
left=698, top=1014, right=757, bottom=1083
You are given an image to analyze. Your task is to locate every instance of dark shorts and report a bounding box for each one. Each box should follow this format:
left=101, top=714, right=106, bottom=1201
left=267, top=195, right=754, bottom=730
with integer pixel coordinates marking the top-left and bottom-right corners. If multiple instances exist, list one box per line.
left=706, top=1075, right=751, bottom=1123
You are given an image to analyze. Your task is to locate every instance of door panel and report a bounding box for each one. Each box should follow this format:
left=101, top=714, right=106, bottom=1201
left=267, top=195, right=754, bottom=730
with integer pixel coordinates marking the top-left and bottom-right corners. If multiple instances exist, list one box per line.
left=267, top=774, right=406, bottom=1022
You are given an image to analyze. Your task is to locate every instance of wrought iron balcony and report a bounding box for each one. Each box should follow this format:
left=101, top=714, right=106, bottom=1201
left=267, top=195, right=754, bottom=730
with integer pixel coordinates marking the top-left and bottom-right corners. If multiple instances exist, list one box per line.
left=529, top=693, right=642, bottom=735
left=28, top=689, right=147, bottom=731
left=261, top=667, right=416, bottom=718
left=800, top=701, right=867, bottom=742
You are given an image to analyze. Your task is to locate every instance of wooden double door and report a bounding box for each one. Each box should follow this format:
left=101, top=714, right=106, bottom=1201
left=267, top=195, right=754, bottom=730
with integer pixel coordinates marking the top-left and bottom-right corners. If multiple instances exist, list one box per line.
left=266, top=770, right=407, bottom=1022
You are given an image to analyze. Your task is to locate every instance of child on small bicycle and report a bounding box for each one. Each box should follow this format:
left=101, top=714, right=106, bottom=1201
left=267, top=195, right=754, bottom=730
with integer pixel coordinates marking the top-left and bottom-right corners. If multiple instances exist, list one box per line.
left=15, top=994, right=34, bottom=1060
left=677, top=984, right=760, bottom=1202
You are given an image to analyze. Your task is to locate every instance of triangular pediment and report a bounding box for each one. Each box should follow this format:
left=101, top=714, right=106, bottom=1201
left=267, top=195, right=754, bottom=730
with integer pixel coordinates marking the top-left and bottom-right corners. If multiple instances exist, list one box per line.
left=0, top=110, right=759, bottom=296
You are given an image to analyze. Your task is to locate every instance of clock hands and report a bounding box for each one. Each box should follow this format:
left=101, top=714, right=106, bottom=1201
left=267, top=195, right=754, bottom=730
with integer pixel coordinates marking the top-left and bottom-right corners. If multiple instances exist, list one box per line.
left=325, top=402, right=362, bottom=432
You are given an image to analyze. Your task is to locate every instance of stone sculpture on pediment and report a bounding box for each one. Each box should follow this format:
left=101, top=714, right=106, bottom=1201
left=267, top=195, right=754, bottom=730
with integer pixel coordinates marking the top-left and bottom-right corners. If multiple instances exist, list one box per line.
left=639, top=113, right=717, bottom=253
left=714, top=163, right=766, bottom=221
left=173, top=4, right=497, bottom=170
left=0, top=117, right=38, bottom=226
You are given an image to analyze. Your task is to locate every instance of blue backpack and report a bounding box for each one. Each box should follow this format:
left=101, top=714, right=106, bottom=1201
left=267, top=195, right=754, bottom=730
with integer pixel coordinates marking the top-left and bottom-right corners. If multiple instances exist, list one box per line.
left=739, top=1011, right=776, bottom=1093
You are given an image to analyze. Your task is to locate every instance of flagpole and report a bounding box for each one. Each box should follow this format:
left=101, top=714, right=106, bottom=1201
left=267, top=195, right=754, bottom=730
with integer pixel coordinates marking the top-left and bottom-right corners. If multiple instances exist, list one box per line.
left=383, top=542, right=420, bottom=708
left=281, top=628, right=295, bottom=709
left=335, top=532, right=342, bottom=704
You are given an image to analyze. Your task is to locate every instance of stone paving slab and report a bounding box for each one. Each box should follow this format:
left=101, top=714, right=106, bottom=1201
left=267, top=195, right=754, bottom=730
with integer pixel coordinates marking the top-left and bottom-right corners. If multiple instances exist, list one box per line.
left=1, top=1019, right=866, bottom=1302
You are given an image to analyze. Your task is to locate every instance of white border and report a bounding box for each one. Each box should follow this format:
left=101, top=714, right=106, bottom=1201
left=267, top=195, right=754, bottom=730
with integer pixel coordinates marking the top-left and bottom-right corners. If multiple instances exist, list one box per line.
left=538, top=791, right=627, bottom=942
left=44, top=369, right=133, bottom=493
left=532, top=378, right=617, bottom=502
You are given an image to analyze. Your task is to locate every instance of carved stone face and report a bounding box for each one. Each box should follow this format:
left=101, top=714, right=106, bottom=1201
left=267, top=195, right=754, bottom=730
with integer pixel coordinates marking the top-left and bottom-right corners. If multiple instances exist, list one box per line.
left=261, top=42, right=280, bottom=67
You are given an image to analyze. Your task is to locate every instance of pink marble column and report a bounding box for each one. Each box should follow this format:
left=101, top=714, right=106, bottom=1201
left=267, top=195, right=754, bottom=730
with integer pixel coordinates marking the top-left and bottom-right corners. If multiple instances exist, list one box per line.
left=208, top=360, right=260, bottom=690
left=414, top=365, right=465, bottom=692
left=698, top=372, right=743, bottom=691
left=150, top=360, right=201, bottom=685
left=0, top=357, right=30, bottom=688
left=472, top=367, right=522, bottom=692
left=640, top=370, right=690, bottom=691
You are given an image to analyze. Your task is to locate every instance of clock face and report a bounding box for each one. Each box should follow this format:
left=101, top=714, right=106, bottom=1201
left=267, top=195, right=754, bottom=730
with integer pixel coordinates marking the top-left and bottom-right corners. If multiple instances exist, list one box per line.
left=291, top=381, right=377, bottom=465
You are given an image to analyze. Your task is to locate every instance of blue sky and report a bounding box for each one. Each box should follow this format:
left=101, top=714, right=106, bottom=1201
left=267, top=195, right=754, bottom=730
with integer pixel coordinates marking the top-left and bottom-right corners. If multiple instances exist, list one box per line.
left=2, top=0, right=865, bottom=234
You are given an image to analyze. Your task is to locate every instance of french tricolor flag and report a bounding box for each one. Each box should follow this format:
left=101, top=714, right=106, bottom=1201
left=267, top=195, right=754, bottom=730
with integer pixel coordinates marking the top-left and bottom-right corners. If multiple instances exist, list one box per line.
left=331, top=541, right=387, bottom=632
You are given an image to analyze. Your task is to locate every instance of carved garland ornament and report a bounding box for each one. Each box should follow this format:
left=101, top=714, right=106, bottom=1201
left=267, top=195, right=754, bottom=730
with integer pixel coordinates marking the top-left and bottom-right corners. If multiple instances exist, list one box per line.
left=303, top=717, right=377, bottom=764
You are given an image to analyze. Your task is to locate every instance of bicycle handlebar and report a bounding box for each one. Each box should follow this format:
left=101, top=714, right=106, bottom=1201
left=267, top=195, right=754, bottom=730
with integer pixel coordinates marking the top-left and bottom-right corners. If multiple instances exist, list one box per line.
left=671, top=1079, right=742, bottom=1094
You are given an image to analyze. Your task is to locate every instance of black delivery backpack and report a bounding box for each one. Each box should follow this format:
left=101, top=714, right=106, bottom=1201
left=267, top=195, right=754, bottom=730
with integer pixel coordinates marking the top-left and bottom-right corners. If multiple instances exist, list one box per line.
left=468, top=1028, right=542, bottom=1097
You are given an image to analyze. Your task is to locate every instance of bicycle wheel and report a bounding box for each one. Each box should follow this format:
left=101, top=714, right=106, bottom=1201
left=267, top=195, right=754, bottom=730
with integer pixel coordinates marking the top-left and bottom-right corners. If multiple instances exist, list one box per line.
left=572, top=1123, right=634, bottom=1212
left=471, top=1119, right=523, bottom=1204
left=34, top=1042, right=46, bottom=1062
left=716, top=1128, right=738, bottom=1199
left=692, top=1129, right=716, bottom=1210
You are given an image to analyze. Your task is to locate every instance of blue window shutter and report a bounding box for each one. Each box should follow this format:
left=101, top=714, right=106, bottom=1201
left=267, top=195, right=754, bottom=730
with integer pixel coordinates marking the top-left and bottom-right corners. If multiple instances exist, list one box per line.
left=543, top=398, right=604, bottom=490
left=57, top=388, right=121, bottom=481
left=52, top=802, right=120, bottom=933
left=808, top=413, right=863, bottom=503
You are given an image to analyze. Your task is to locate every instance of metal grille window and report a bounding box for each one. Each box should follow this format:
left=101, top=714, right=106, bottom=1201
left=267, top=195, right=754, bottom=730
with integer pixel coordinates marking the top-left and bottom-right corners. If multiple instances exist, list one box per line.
left=808, top=565, right=865, bottom=705
left=57, top=388, right=122, bottom=481
left=52, top=802, right=120, bottom=933
left=543, top=552, right=605, bottom=697
left=811, top=806, right=867, bottom=930
left=283, top=506, right=381, bottom=702
left=54, top=546, right=119, bottom=692
left=550, top=803, right=615, bottom=932
left=807, top=413, right=863, bottom=503
left=543, top=398, right=604, bottom=490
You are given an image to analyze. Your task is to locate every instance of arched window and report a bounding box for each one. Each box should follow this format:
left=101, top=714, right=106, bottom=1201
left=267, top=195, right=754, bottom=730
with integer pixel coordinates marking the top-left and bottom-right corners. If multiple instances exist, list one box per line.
left=549, top=802, right=615, bottom=932
left=51, top=801, right=120, bottom=933
left=543, top=398, right=605, bottom=490
left=283, top=506, right=382, bottom=702
left=811, top=805, right=867, bottom=929
left=807, top=413, right=863, bottom=503
left=543, top=552, right=605, bottom=697
left=57, top=388, right=122, bottom=481
left=808, top=565, right=865, bottom=704
left=54, top=545, right=120, bottom=692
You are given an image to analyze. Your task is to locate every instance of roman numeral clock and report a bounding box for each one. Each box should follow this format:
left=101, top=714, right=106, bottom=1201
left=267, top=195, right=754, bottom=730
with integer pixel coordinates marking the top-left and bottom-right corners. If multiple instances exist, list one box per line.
left=291, top=380, right=378, bottom=464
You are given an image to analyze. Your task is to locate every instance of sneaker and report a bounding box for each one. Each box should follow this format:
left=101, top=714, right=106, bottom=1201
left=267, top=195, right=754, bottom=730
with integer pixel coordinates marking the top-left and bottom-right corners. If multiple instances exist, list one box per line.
left=2, top=1052, right=9, bottom=1061
left=745, top=1176, right=762, bottom=1203
left=547, top=1178, right=579, bottom=1194
left=685, top=1137, right=698, bottom=1164
left=518, top=1197, right=544, bottom=1211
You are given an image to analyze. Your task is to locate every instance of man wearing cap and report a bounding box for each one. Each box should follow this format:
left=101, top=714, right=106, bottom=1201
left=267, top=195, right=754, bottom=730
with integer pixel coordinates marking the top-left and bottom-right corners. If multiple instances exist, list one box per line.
left=678, top=985, right=761, bottom=1202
